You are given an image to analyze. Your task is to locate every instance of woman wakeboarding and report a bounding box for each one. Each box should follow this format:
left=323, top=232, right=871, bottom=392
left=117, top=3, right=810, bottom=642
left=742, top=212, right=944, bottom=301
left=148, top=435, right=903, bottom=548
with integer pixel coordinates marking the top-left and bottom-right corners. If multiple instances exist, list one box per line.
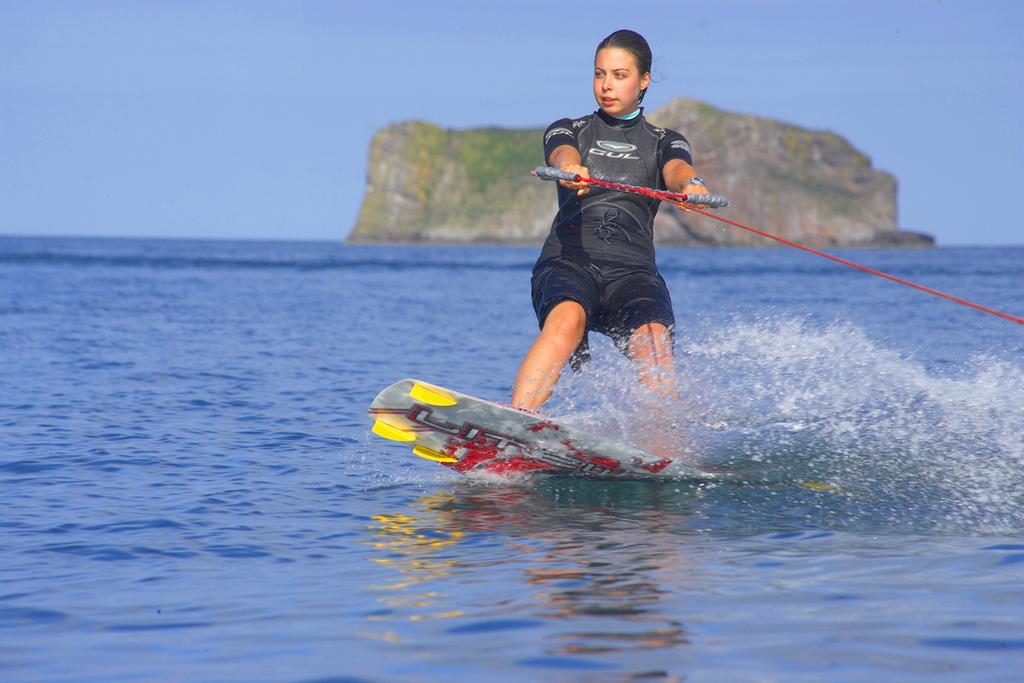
left=511, top=29, right=712, bottom=411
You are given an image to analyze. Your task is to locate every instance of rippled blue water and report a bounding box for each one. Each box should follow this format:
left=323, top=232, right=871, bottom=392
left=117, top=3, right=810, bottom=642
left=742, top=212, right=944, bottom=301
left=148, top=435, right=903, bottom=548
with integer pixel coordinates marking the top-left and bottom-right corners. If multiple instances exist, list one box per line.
left=1, top=236, right=1022, bottom=682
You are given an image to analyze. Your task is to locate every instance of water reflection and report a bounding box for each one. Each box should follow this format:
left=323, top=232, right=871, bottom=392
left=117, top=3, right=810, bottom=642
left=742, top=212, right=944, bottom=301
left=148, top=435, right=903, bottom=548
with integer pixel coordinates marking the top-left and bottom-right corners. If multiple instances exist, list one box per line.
left=365, top=479, right=714, bottom=666
left=362, top=475, right=982, bottom=678
left=364, top=492, right=466, bottom=625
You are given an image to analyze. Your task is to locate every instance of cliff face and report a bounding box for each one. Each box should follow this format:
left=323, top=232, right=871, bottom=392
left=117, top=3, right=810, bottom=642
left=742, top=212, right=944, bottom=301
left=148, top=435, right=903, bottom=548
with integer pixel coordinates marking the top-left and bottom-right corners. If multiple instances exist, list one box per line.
left=348, top=98, right=934, bottom=247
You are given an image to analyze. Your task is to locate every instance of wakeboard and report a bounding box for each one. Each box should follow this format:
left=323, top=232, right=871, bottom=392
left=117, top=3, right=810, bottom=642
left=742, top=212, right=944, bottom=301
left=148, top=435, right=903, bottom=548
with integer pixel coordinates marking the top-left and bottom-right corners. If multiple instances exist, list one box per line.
left=368, top=378, right=733, bottom=480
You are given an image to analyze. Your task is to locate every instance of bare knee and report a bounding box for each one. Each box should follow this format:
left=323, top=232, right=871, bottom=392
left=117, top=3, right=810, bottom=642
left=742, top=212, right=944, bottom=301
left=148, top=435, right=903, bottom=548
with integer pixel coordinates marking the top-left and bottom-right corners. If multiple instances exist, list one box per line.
left=543, top=301, right=586, bottom=346
left=627, top=323, right=673, bottom=363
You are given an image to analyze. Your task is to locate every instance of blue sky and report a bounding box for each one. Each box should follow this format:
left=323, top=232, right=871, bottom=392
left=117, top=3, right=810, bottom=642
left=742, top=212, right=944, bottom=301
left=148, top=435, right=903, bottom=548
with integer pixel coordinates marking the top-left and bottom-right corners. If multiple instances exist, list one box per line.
left=2, top=0, right=1021, bottom=244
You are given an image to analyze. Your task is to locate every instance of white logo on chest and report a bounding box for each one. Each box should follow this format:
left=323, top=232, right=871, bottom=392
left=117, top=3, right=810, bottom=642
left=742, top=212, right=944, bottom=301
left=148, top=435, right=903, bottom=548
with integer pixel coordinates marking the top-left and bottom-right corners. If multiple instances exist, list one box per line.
left=590, top=140, right=640, bottom=160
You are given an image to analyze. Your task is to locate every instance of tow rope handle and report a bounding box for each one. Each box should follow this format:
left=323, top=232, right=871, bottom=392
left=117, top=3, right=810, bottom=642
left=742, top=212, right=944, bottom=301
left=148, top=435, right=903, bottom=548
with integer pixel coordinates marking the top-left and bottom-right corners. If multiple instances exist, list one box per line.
left=531, top=166, right=730, bottom=209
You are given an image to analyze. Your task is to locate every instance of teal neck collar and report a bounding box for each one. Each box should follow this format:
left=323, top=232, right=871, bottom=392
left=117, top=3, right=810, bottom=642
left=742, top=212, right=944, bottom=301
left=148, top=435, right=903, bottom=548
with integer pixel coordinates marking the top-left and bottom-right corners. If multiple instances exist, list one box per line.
left=611, top=108, right=641, bottom=121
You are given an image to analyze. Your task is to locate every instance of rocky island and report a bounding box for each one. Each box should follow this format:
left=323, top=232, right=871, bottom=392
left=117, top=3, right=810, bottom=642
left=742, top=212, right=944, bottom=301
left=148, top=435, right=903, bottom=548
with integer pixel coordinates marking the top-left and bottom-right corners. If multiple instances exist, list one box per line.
left=348, top=98, right=933, bottom=248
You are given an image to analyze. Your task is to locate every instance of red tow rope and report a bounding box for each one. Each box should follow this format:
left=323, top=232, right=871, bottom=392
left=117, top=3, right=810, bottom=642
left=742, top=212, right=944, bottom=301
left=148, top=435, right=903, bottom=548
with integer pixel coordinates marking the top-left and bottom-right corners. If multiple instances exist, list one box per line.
left=679, top=203, right=1024, bottom=326
left=531, top=167, right=1023, bottom=326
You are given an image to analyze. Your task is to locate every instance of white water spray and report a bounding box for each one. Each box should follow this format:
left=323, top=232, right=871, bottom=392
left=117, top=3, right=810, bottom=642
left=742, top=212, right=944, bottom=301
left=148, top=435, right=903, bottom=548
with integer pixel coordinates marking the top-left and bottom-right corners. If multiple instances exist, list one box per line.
left=549, top=318, right=1024, bottom=530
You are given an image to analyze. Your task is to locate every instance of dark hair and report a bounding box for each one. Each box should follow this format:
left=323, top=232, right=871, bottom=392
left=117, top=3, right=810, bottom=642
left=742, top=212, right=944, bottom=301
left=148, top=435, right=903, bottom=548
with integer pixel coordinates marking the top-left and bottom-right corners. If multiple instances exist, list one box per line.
left=595, top=29, right=653, bottom=103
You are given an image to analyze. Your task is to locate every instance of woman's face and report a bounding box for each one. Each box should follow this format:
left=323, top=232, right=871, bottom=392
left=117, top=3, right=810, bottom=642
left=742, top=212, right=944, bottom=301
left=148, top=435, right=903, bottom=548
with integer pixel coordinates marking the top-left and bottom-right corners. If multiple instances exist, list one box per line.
left=593, top=47, right=650, bottom=117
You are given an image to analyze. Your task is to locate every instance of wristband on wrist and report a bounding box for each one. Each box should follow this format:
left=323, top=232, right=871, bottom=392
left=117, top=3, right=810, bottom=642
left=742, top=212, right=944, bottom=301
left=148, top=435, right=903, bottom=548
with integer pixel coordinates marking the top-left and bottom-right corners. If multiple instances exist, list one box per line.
left=684, top=176, right=708, bottom=188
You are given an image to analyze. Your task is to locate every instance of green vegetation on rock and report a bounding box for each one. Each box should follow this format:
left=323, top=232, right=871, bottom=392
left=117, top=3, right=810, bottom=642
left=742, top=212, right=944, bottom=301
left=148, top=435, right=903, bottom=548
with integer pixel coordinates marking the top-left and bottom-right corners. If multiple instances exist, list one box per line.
left=455, top=128, right=540, bottom=194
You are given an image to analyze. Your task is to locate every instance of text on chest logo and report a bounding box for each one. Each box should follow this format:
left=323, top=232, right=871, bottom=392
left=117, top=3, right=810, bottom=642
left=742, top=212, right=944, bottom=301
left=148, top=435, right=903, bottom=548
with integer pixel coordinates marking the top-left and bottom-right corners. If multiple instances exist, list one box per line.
left=590, top=140, right=640, bottom=160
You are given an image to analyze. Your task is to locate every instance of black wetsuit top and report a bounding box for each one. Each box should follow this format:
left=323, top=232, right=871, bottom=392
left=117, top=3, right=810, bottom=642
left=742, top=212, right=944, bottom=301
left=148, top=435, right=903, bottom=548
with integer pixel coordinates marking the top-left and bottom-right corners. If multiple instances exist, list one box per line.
left=536, top=108, right=693, bottom=275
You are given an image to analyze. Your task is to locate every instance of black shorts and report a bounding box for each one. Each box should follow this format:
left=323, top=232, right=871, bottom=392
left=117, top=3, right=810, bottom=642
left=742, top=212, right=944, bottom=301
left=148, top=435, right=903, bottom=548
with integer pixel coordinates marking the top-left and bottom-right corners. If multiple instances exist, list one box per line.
left=531, top=258, right=675, bottom=368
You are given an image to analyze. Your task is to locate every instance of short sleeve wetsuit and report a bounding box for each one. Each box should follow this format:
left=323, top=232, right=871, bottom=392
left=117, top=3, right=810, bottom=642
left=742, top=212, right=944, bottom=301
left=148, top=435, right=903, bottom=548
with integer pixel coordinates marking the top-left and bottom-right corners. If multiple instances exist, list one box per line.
left=531, top=108, right=694, bottom=369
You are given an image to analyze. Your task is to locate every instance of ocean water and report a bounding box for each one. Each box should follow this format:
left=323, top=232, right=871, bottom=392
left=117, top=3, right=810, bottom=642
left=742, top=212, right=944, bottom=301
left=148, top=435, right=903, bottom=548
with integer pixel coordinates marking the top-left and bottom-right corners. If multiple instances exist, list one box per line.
left=1, top=236, right=1022, bottom=682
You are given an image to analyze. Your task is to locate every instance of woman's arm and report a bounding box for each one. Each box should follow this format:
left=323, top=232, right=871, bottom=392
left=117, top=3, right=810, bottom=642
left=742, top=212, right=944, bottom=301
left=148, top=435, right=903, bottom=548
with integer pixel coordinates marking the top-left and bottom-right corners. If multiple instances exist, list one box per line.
left=548, top=144, right=590, bottom=196
left=663, top=158, right=708, bottom=197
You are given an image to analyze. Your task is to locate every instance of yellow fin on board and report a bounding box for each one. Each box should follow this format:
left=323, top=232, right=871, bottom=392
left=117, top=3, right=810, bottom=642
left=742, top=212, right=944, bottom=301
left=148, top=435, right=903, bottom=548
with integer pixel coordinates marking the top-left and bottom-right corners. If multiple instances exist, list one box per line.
left=413, top=445, right=457, bottom=463
left=409, top=382, right=457, bottom=407
left=372, top=420, right=416, bottom=442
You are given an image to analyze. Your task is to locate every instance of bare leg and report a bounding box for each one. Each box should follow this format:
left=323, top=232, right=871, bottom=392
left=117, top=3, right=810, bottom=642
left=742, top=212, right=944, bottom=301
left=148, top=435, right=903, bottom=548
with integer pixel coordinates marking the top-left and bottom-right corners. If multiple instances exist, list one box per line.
left=626, top=322, right=690, bottom=460
left=511, top=301, right=587, bottom=411
left=626, top=322, right=678, bottom=399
